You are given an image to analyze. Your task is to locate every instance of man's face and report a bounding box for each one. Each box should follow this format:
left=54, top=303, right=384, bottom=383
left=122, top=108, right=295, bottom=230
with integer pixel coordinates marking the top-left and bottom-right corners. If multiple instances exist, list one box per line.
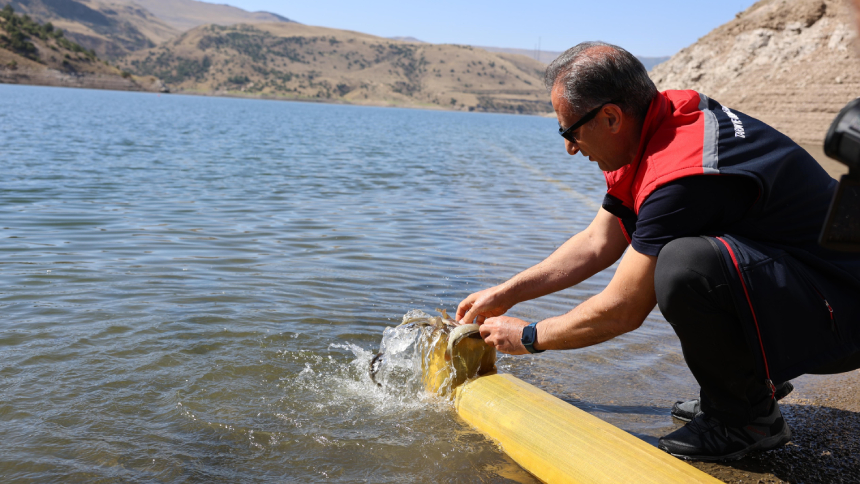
left=551, top=84, right=630, bottom=172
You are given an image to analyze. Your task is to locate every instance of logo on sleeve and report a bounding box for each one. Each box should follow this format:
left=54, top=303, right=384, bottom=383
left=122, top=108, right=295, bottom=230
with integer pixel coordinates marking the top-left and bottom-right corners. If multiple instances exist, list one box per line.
left=721, top=106, right=746, bottom=138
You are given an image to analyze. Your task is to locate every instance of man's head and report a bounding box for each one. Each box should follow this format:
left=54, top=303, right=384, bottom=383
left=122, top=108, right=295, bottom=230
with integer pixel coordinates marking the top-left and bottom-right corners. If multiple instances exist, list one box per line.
left=545, top=42, right=657, bottom=172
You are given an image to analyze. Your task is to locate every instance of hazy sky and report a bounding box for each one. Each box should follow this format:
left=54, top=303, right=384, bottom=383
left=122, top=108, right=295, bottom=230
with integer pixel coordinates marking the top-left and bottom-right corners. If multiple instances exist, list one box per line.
left=209, top=0, right=759, bottom=57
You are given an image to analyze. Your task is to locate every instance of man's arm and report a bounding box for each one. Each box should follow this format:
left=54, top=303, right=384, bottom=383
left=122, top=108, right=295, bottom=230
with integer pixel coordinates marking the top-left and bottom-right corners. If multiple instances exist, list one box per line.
left=456, top=207, right=629, bottom=324
left=478, top=247, right=657, bottom=354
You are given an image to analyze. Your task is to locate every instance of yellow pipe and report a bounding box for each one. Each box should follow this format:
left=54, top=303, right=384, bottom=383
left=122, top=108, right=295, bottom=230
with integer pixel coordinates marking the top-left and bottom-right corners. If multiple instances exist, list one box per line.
left=454, top=373, right=722, bottom=484
left=413, top=317, right=719, bottom=483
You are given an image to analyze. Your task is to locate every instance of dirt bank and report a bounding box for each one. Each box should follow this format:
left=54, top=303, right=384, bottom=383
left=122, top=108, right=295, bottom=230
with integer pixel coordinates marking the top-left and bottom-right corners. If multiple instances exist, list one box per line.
left=651, top=0, right=860, bottom=145
left=0, top=64, right=166, bottom=92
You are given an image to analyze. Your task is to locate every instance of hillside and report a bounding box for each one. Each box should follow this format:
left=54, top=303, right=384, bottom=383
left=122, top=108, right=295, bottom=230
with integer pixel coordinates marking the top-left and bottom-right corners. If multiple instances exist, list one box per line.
left=0, top=0, right=293, bottom=59
left=650, top=0, right=860, bottom=144
left=0, top=5, right=165, bottom=91
left=120, top=23, right=553, bottom=114
left=113, top=0, right=293, bottom=32
left=0, top=0, right=178, bottom=58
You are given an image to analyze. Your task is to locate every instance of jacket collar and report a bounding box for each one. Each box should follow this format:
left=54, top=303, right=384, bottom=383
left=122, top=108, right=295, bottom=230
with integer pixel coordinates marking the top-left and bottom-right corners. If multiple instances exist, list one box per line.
left=604, top=92, right=671, bottom=210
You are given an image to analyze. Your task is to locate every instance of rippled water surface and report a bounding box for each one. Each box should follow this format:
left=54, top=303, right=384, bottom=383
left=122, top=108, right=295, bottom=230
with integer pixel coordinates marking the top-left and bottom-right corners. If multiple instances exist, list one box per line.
left=1, top=85, right=698, bottom=482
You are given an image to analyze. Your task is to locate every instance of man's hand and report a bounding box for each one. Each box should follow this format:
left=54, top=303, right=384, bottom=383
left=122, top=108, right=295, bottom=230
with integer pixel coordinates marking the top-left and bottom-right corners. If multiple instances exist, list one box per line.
left=479, top=316, right=531, bottom=355
left=456, top=285, right=513, bottom=325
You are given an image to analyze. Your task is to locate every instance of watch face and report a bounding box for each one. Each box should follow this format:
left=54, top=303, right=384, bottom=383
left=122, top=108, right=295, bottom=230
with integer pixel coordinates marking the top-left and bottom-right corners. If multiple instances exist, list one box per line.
left=521, top=324, right=536, bottom=344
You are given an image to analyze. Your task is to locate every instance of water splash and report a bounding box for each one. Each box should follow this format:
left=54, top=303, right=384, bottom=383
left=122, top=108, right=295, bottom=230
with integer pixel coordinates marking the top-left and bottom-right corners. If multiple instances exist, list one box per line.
left=369, top=309, right=495, bottom=398
left=369, top=309, right=445, bottom=397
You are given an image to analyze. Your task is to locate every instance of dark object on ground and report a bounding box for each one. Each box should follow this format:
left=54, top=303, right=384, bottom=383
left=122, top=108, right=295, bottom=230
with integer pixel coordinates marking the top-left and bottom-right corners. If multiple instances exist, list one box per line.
left=672, top=382, right=795, bottom=422
left=659, top=401, right=791, bottom=462
left=820, top=97, right=860, bottom=251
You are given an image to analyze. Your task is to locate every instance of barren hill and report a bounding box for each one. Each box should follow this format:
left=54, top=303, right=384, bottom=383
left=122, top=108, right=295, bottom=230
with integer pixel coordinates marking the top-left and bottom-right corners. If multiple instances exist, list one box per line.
left=0, top=0, right=293, bottom=59
left=650, top=0, right=860, bottom=144
left=111, top=0, right=293, bottom=33
left=0, top=0, right=179, bottom=57
left=120, top=23, right=552, bottom=114
left=0, top=5, right=164, bottom=91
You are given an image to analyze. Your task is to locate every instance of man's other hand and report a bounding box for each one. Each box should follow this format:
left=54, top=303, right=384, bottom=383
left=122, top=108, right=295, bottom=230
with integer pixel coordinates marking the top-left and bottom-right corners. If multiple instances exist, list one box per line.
left=456, top=285, right=512, bottom=325
left=479, top=316, right=531, bottom=355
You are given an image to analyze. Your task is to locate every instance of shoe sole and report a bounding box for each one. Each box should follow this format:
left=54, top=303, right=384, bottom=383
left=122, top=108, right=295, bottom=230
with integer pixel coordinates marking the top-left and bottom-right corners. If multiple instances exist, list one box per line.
left=662, top=423, right=792, bottom=462
left=671, top=408, right=695, bottom=423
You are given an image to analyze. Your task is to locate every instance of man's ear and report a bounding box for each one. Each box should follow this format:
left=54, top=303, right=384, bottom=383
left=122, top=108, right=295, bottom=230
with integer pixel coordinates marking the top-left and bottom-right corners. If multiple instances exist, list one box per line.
left=603, top=104, right=624, bottom=134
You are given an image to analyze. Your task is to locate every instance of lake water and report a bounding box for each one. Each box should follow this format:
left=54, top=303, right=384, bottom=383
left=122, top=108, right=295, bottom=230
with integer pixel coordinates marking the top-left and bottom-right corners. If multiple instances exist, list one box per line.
left=0, top=84, right=697, bottom=482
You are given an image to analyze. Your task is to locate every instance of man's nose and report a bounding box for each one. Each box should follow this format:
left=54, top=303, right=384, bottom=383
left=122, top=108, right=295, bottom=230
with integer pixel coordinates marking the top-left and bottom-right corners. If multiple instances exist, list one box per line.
left=565, top=139, right=579, bottom=156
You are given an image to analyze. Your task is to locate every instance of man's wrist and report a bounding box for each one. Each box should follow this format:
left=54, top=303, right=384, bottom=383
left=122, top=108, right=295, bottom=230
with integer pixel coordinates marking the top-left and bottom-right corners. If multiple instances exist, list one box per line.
left=496, top=281, right=518, bottom=304
left=521, top=322, right=545, bottom=354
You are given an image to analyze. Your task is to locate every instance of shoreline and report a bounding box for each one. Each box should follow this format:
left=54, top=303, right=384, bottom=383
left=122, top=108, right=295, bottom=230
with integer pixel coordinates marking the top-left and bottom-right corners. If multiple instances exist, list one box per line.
left=137, top=87, right=554, bottom=117
left=0, top=77, right=553, bottom=117
left=0, top=68, right=166, bottom=94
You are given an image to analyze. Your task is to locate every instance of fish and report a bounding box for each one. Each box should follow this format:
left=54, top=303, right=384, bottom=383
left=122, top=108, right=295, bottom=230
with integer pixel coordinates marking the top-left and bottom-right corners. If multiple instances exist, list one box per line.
left=369, top=309, right=495, bottom=395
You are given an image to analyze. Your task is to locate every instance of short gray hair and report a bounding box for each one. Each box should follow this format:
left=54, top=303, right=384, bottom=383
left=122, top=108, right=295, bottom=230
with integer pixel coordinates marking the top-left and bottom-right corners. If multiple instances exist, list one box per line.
left=545, top=41, right=657, bottom=121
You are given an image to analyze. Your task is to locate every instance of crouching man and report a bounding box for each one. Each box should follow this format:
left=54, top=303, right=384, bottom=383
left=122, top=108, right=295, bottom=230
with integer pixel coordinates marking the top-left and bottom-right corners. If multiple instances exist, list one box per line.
left=457, top=41, right=860, bottom=461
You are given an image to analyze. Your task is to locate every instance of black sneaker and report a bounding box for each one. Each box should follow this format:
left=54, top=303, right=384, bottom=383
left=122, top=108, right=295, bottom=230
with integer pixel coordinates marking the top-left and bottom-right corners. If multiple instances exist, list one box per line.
left=658, top=401, right=791, bottom=462
left=671, top=381, right=794, bottom=422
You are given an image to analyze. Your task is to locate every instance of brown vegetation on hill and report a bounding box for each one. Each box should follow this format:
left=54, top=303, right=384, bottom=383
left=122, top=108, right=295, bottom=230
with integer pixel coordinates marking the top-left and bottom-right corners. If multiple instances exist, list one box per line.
left=0, top=5, right=164, bottom=91
left=650, top=0, right=860, bottom=144
left=120, top=23, right=552, bottom=114
left=0, top=0, right=178, bottom=58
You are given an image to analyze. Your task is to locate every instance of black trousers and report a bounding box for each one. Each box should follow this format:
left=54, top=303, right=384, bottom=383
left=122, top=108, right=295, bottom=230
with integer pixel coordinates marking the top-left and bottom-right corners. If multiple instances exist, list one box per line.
left=655, top=237, right=860, bottom=425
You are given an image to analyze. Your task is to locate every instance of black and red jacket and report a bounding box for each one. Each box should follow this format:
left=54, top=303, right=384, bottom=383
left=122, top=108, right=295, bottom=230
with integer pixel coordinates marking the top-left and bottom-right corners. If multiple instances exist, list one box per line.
left=604, top=90, right=860, bottom=383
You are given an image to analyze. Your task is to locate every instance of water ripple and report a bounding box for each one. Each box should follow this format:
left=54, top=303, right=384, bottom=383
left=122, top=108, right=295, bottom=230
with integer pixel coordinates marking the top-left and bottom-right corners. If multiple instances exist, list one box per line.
left=0, top=84, right=693, bottom=483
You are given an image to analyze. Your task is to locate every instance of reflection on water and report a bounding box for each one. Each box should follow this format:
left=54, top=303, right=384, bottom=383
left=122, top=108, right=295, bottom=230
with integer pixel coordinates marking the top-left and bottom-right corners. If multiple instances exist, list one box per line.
left=0, top=84, right=697, bottom=482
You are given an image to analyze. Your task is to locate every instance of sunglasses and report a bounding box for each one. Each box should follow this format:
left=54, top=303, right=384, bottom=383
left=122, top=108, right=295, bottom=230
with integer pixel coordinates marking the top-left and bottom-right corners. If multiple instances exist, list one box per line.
left=558, top=101, right=617, bottom=143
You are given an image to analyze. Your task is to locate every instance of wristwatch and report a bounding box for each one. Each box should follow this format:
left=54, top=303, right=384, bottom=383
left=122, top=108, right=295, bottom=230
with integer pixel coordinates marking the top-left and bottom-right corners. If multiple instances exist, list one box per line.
left=521, top=322, right=544, bottom=354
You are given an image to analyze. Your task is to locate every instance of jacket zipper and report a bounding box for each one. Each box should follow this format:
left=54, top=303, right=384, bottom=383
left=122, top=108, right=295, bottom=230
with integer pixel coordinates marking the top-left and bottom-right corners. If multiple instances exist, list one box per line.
left=810, top=285, right=838, bottom=336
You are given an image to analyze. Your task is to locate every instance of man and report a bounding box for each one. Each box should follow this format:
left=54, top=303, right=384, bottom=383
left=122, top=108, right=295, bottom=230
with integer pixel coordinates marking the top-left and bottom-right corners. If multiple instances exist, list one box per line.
left=456, top=41, right=860, bottom=462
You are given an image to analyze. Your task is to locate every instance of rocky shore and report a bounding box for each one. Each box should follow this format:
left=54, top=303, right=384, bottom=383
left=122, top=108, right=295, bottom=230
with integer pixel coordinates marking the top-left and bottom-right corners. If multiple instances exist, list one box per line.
left=691, top=370, right=860, bottom=483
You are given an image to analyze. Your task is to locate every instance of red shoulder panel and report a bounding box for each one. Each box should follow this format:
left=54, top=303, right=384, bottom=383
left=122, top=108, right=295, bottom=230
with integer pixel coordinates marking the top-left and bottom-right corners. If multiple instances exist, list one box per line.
left=604, top=90, right=713, bottom=215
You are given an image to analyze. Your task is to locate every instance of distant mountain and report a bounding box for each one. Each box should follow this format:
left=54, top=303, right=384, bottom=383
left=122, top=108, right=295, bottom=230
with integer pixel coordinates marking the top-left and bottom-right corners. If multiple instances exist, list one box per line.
left=112, top=0, right=294, bottom=33
left=650, top=0, right=859, bottom=144
left=475, top=45, right=670, bottom=71
left=121, top=23, right=552, bottom=114
left=388, top=36, right=424, bottom=43
left=387, top=38, right=669, bottom=70
left=0, top=0, right=294, bottom=58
